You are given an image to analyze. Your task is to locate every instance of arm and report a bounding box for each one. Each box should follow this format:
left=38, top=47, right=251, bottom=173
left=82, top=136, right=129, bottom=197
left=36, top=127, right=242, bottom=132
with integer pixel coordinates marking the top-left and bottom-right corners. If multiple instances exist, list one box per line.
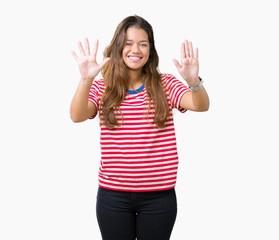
left=173, top=40, right=209, bottom=112
left=70, top=38, right=110, bottom=122
left=70, top=78, right=97, bottom=122
left=180, top=85, right=209, bottom=112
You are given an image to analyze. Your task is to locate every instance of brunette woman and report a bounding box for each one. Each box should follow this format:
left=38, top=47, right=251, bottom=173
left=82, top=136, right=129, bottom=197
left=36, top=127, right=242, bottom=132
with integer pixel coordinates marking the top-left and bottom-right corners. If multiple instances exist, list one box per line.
left=70, top=15, right=209, bottom=240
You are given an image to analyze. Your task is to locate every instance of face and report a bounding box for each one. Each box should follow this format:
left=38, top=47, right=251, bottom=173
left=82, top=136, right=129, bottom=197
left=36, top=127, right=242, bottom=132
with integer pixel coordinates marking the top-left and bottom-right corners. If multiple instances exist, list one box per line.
left=122, top=27, right=150, bottom=74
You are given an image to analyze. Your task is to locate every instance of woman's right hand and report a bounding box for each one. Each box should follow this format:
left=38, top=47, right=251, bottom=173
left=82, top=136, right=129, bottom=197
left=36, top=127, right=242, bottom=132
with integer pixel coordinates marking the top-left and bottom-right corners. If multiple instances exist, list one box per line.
left=71, top=38, right=110, bottom=81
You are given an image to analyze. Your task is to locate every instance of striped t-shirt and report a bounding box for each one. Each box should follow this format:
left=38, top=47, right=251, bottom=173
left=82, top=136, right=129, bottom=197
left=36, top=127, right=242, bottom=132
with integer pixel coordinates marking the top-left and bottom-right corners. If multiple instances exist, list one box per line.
left=88, top=74, right=190, bottom=192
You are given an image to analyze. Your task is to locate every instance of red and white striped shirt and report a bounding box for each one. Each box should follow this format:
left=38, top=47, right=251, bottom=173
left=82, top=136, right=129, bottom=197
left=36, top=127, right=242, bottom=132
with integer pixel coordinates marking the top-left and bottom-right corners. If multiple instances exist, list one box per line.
left=88, top=74, right=190, bottom=192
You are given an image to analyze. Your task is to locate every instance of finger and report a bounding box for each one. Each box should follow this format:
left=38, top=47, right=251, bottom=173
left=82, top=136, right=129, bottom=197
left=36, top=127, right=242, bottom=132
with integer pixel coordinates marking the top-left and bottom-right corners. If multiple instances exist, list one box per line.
left=185, top=40, right=190, bottom=58
left=195, top=47, right=199, bottom=60
left=189, top=41, right=194, bottom=58
left=173, top=59, right=181, bottom=70
left=78, top=41, right=85, bottom=56
left=92, top=40, right=99, bottom=60
left=98, top=57, right=110, bottom=71
left=71, top=50, right=79, bottom=61
left=84, top=37, right=90, bottom=55
left=181, top=42, right=186, bottom=61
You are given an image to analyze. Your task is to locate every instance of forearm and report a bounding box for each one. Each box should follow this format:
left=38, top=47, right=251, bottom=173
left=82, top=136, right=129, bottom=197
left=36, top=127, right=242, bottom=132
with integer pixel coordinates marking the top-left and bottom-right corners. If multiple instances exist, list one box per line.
left=70, top=78, right=95, bottom=122
left=190, top=86, right=210, bottom=111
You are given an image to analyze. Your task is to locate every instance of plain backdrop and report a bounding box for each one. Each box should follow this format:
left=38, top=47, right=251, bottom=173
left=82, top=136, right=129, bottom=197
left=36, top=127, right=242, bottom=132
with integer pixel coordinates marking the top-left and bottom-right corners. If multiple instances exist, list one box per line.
left=0, top=0, right=278, bottom=239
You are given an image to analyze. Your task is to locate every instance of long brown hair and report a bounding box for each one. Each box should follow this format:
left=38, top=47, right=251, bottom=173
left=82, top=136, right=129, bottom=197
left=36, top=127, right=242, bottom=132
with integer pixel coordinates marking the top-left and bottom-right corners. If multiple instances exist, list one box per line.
left=101, top=15, right=170, bottom=128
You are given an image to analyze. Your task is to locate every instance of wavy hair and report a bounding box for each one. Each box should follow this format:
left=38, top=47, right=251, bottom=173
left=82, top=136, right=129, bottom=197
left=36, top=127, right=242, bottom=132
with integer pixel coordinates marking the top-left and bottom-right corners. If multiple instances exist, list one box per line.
left=101, top=15, right=170, bottom=128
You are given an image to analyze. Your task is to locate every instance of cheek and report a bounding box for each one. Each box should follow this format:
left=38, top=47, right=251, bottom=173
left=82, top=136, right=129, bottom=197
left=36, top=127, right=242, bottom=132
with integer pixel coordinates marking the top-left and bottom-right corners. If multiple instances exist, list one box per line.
left=122, top=46, right=130, bottom=55
left=144, top=49, right=150, bottom=60
left=122, top=47, right=128, bottom=57
left=145, top=47, right=150, bottom=56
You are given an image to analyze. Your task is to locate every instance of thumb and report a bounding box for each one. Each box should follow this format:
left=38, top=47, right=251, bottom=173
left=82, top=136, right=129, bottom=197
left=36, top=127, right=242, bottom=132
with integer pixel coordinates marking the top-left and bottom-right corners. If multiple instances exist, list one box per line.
left=98, top=57, right=111, bottom=71
left=173, top=59, right=181, bottom=70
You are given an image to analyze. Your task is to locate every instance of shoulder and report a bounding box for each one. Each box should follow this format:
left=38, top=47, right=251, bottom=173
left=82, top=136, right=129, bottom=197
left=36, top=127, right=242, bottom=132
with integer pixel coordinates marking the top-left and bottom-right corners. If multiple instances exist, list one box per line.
left=160, top=73, right=180, bottom=83
left=91, top=78, right=105, bottom=90
left=160, top=73, right=176, bottom=81
left=92, top=78, right=105, bottom=86
left=89, top=79, right=106, bottom=97
left=160, top=73, right=181, bottom=89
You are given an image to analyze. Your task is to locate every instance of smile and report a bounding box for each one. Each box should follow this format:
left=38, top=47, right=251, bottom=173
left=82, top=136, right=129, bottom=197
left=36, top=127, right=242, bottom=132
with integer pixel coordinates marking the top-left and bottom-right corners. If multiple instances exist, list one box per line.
left=128, top=56, right=142, bottom=62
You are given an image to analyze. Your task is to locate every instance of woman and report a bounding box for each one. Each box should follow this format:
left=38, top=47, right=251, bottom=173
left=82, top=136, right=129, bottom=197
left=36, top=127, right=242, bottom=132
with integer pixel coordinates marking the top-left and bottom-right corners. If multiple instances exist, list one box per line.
left=70, top=15, right=209, bottom=240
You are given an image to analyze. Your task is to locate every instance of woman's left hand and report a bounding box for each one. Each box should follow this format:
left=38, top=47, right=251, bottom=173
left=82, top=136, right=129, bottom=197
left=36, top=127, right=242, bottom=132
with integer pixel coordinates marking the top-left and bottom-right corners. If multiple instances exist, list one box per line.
left=173, top=40, right=200, bottom=87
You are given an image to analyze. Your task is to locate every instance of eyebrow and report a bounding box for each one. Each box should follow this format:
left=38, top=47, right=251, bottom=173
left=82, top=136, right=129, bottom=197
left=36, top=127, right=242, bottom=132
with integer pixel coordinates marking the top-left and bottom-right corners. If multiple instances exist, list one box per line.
left=126, top=40, right=149, bottom=42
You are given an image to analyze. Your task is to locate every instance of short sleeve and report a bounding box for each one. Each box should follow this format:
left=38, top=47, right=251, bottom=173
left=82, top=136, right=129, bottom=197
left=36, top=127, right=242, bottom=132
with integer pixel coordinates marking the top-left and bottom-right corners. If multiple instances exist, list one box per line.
left=162, top=74, right=190, bottom=113
left=88, top=79, right=101, bottom=119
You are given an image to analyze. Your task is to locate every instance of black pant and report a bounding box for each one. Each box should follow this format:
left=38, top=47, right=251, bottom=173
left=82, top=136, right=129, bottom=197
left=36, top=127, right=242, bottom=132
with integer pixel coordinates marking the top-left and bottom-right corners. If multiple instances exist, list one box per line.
left=96, top=187, right=177, bottom=240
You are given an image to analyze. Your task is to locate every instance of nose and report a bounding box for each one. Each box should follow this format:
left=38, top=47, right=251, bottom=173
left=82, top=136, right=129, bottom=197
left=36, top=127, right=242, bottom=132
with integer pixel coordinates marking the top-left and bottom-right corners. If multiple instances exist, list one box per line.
left=131, top=43, right=140, bottom=53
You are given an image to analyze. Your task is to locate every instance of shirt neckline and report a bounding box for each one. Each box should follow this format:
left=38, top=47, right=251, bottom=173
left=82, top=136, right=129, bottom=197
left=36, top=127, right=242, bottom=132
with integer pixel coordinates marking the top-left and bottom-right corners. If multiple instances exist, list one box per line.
left=126, top=84, right=145, bottom=94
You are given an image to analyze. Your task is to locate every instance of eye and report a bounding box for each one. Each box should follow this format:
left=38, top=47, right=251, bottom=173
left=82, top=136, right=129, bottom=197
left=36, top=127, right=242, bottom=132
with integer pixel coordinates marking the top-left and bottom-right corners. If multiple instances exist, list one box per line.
left=126, top=42, right=132, bottom=46
left=139, top=43, right=148, bottom=47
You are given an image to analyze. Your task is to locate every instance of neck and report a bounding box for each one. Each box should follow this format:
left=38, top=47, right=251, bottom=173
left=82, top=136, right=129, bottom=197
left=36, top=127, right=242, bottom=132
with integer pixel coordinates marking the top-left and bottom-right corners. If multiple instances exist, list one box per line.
left=127, top=70, right=143, bottom=90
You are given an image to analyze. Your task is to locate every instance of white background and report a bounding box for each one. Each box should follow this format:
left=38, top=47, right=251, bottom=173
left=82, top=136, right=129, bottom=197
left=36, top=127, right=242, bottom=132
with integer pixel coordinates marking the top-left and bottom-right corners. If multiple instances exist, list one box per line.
left=0, top=0, right=278, bottom=239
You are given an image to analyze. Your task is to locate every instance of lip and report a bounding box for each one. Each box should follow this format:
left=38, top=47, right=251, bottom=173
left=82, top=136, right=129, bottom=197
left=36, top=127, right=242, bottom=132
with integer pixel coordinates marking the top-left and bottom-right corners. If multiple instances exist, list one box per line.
left=128, top=55, right=142, bottom=62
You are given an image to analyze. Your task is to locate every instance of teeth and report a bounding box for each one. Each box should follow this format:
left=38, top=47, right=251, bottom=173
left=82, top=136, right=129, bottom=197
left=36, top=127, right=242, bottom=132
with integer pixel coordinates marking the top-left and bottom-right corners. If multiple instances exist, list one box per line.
left=129, top=56, right=141, bottom=60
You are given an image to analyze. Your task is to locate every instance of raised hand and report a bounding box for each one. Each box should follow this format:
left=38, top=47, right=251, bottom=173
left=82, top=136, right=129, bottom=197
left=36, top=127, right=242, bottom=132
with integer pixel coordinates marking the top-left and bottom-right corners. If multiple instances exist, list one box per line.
left=71, top=38, right=110, bottom=80
left=173, top=40, right=199, bottom=87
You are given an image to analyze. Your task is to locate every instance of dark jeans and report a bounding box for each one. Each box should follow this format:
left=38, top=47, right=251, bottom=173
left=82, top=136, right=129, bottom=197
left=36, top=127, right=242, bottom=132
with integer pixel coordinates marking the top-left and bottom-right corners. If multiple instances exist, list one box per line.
left=96, top=187, right=177, bottom=240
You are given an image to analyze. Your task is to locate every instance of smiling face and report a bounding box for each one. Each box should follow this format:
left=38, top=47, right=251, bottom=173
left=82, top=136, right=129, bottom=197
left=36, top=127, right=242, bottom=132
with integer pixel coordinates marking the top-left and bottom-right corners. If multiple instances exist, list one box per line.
left=122, top=27, right=150, bottom=77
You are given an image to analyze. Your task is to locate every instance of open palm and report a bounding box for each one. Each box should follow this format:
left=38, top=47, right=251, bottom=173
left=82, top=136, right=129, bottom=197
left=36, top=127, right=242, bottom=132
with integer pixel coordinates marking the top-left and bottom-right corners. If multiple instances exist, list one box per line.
left=173, top=40, right=199, bottom=86
left=72, top=38, right=110, bottom=80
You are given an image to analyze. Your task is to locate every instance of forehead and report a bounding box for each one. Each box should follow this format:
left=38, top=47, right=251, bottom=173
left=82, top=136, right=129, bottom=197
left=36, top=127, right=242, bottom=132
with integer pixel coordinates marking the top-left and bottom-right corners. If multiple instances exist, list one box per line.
left=126, top=27, right=148, bottom=41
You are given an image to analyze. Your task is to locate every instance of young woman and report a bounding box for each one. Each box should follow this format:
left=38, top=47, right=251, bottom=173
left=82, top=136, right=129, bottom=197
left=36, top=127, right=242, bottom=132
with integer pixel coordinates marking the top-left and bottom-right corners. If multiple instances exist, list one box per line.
left=70, top=15, right=209, bottom=240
